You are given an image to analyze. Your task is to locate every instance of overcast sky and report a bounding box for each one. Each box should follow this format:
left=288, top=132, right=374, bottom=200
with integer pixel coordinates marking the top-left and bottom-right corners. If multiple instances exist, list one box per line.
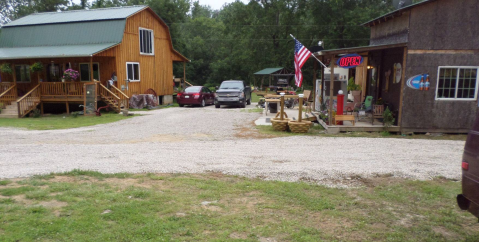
left=71, top=0, right=249, bottom=10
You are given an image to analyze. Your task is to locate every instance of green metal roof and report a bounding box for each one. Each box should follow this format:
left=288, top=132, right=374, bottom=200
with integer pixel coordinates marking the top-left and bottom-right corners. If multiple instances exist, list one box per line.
left=3, top=6, right=146, bottom=27
left=254, top=67, right=284, bottom=75
left=0, top=20, right=125, bottom=48
left=0, top=43, right=118, bottom=59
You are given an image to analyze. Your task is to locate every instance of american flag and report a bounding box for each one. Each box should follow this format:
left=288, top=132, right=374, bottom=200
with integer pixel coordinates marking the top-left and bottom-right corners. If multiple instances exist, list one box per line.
left=294, top=39, right=312, bottom=87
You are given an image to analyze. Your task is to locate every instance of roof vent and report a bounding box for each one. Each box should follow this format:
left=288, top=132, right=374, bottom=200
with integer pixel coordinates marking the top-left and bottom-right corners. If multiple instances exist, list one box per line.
left=393, top=0, right=413, bottom=9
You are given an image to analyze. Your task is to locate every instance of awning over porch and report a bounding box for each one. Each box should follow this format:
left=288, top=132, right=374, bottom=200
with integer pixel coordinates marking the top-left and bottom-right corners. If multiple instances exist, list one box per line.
left=315, top=43, right=407, bottom=57
left=0, top=43, right=118, bottom=60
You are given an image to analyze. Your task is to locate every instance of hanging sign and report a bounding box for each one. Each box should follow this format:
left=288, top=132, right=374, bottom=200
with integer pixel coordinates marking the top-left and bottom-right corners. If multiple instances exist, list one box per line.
left=406, top=74, right=430, bottom=90
left=336, top=54, right=363, bottom=69
left=394, top=63, right=402, bottom=83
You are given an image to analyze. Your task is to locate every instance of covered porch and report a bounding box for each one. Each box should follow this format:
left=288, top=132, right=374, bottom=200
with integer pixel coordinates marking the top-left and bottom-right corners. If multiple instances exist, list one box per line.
left=0, top=55, right=128, bottom=118
left=312, top=43, right=407, bottom=133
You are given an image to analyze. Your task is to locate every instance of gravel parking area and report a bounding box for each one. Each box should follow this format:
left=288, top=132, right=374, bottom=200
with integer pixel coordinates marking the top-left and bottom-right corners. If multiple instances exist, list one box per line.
left=0, top=105, right=465, bottom=187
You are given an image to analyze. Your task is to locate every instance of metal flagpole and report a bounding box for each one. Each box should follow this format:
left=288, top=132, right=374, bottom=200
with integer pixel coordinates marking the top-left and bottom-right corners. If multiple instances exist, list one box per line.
left=290, top=34, right=329, bottom=69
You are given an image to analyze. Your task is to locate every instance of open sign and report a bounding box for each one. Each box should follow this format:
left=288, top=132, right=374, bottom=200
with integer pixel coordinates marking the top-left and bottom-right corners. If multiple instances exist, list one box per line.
left=336, top=54, right=363, bottom=69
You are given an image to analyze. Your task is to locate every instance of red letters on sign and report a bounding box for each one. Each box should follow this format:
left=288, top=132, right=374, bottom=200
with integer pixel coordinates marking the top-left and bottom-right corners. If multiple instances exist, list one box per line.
left=337, top=55, right=363, bottom=68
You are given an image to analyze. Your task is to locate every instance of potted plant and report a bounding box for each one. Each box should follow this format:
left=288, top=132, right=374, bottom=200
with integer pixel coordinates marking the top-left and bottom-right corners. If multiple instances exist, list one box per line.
left=0, top=63, right=13, bottom=75
left=347, top=77, right=361, bottom=106
left=62, top=69, right=79, bottom=82
left=30, top=62, right=43, bottom=82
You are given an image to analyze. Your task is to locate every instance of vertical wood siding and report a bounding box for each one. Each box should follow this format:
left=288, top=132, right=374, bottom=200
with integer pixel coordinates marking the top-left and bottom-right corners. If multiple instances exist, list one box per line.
left=96, top=9, right=178, bottom=97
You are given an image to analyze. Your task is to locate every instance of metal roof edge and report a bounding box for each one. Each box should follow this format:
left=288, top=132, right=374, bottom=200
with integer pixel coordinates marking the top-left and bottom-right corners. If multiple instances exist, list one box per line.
left=315, top=43, right=407, bottom=56
left=92, top=43, right=121, bottom=56
left=362, top=0, right=435, bottom=26
left=2, top=18, right=126, bottom=28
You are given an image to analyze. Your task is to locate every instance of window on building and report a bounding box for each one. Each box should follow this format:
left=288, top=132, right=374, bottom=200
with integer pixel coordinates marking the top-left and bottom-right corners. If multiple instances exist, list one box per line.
left=15, top=65, right=31, bottom=83
left=79, top=63, right=100, bottom=82
left=139, top=28, right=154, bottom=55
left=436, top=67, right=478, bottom=100
left=126, top=62, right=140, bottom=82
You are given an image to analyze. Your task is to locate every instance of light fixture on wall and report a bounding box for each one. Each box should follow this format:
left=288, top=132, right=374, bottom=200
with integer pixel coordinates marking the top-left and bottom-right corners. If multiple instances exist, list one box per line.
left=367, top=65, right=374, bottom=69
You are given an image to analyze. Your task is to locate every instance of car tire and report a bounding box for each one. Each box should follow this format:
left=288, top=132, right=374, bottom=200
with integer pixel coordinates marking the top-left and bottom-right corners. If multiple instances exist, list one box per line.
left=241, top=102, right=246, bottom=108
left=200, top=99, right=206, bottom=107
left=215, top=104, right=220, bottom=108
left=179, top=104, right=184, bottom=107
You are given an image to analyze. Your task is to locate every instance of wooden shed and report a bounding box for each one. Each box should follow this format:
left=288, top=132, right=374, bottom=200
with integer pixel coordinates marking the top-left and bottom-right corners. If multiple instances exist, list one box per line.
left=315, top=0, right=479, bottom=133
left=0, top=6, right=189, bottom=117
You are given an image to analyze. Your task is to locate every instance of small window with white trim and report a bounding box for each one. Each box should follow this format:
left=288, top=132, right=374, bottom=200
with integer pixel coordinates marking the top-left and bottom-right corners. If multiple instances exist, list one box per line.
left=126, top=62, right=140, bottom=82
left=436, top=67, right=478, bottom=100
left=15, top=65, right=31, bottom=83
left=139, top=28, right=154, bottom=55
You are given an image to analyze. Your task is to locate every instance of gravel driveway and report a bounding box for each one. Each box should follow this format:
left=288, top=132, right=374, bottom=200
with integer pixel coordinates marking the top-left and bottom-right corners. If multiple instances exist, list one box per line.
left=0, top=105, right=465, bottom=187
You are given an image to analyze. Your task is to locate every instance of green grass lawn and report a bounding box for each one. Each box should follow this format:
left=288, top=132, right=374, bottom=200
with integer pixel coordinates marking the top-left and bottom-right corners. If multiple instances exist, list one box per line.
left=0, top=171, right=477, bottom=241
left=0, top=113, right=133, bottom=130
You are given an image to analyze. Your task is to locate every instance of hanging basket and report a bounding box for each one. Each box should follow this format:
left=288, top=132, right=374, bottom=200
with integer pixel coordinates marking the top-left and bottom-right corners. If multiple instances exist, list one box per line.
left=271, top=118, right=291, bottom=131
left=288, top=120, right=312, bottom=133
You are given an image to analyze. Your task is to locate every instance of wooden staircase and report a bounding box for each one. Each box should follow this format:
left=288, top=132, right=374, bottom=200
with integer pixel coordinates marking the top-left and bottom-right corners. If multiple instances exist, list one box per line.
left=0, top=103, right=19, bottom=118
left=98, top=83, right=129, bottom=113
left=101, top=97, right=121, bottom=112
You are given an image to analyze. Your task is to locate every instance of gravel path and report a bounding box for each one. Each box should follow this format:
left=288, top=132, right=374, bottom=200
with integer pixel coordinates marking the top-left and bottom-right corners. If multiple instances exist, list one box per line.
left=0, top=105, right=465, bottom=187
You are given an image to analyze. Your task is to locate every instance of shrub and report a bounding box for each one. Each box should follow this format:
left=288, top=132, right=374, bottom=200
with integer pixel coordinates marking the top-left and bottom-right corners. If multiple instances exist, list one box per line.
left=383, top=107, right=395, bottom=129
left=32, top=109, right=41, bottom=118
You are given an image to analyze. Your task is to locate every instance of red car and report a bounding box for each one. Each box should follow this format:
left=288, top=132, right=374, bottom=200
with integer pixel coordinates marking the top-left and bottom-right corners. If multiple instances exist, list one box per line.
left=176, top=86, right=215, bottom=107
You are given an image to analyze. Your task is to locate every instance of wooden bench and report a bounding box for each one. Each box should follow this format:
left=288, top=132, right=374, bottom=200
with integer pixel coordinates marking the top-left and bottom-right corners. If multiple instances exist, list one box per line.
left=335, top=115, right=355, bottom=126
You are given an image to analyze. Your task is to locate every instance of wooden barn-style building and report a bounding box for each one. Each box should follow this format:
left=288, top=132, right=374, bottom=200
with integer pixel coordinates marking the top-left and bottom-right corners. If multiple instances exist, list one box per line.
left=315, top=0, right=479, bottom=133
left=0, top=6, right=189, bottom=118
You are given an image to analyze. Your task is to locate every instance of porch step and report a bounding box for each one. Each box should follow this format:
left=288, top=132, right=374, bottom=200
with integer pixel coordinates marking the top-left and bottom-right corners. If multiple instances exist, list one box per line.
left=0, top=114, right=17, bottom=118
left=0, top=103, right=18, bottom=118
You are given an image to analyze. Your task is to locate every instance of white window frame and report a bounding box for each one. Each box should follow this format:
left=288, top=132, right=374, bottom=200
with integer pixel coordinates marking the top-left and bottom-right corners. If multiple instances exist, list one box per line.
left=79, top=63, right=100, bottom=82
left=139, top=27, right=154, bottom=55
left=435, top=66, right=479, bottom=101
left=15, top=65, right=31, bottom=83
left=126, top=62, right=140, bottom=82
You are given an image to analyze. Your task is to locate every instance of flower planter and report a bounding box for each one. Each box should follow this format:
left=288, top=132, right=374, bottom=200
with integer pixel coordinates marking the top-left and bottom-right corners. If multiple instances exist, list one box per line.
left=288, top=120, right=312, bottom=133
left=271, top=118, right=291, bottom=131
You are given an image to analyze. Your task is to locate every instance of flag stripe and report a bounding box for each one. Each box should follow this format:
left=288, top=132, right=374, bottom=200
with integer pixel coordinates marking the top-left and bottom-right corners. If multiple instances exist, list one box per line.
left=294, top=39, right=312, bottom=87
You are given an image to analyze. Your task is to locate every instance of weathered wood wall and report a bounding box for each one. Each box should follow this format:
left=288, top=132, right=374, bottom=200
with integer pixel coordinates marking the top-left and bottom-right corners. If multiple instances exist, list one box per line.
left=399, top=0, right=479, bottom=132
left=96, top=8, right=180, bottom=97
left=408, top=0, right=479, bottom=50
left=401, top=53, right=479, bottom=132
left=369, top=11, right=410, bottom=46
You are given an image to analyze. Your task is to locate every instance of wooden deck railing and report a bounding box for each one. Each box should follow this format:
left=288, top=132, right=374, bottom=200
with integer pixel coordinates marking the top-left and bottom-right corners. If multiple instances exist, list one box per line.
left=0, top=83, right=17, bottom=109
left=17, top=84, right=41, bottom=118
left=40, top=82, right=84, bottom=97
left=110, top=85, right=130, bottom=110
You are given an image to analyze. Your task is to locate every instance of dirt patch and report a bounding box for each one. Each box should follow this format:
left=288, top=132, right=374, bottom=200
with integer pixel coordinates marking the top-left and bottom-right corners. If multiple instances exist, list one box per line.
left=259, top=237, right=277, bottom=242
left=49, top=176, right=79, bottom=183
left=229, top=232, right=248, bottom=239
left=101, top=178, right=170, bottom=190
left=201, top=205, right=222, bottom=211
left=38, top=200, right=68, bottom=209
left=234, top=122, right=276, bottom=139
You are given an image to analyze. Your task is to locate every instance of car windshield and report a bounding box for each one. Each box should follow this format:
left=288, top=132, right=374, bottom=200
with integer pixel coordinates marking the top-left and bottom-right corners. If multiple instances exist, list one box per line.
left=184, top=87, right=202, bottom=93
left=219, top=82, right=243, bottom=89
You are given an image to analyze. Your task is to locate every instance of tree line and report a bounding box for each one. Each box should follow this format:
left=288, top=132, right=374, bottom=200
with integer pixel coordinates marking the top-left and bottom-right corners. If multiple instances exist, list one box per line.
left=0, top=0, right=398, bottom=89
